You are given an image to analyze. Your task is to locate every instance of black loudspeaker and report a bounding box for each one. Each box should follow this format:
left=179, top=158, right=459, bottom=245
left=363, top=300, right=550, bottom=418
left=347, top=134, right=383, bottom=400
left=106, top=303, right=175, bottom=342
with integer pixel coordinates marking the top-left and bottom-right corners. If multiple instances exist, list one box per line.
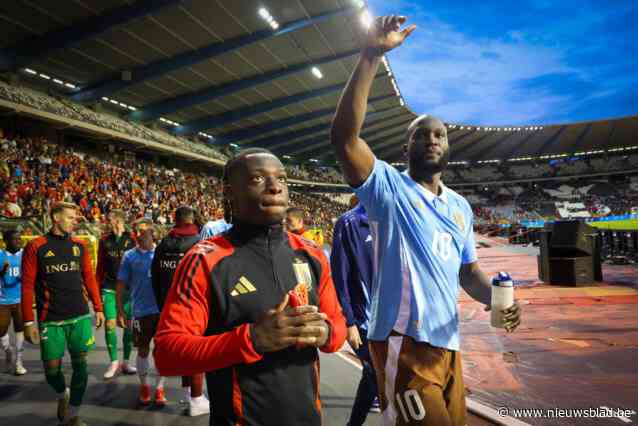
left=537, top=221, right=603, bottom=285
left=550, top=221, right=594, bottom=256
left=548, top=257, right=595, bottom=285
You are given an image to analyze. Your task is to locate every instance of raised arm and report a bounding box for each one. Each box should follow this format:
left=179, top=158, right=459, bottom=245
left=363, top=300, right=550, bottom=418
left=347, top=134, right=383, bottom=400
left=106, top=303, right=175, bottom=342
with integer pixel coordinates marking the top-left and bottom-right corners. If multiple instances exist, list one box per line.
left=331, top=15, right=416, bottom=187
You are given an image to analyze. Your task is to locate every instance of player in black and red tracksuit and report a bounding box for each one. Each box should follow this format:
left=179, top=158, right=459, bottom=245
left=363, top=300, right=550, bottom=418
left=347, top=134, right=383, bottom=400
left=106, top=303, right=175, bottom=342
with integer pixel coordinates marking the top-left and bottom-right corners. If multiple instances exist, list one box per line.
left=21, top=202, right=104, bottom=426
left=151, top=205, right=210, bottom=416
left=154, top=149, right=346, bottom=426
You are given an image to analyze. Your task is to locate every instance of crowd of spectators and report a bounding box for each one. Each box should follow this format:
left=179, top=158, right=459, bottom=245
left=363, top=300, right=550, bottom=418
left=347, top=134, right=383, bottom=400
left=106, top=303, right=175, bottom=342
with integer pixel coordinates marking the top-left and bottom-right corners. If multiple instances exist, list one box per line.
left=0, top=133, right=349, bottom=244
left=467, top=179, right=638, bottom=224
left=0, top=79, right=351, bottom=186
left=0, top=80, right=227, bottom=161
left=286, top=164, right=343, bottom=184
left=446, top=153, right=638, bottom=183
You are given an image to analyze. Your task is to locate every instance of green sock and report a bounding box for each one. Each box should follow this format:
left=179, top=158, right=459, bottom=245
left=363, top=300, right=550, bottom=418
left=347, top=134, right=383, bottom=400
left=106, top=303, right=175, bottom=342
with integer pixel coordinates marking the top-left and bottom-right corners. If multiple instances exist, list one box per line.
left=70, top=355, right=88, bottom=407
left=45, top=365, right=67, bottom=394
left=105, top=326, right=118, bottom=362
left=123, top=328, right=132, bottom=361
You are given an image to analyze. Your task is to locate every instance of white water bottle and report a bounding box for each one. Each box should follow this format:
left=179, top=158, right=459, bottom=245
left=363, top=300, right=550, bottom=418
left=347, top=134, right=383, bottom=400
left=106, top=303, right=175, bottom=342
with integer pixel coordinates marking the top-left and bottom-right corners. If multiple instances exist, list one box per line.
left=490, top=272, right=514, bottom=328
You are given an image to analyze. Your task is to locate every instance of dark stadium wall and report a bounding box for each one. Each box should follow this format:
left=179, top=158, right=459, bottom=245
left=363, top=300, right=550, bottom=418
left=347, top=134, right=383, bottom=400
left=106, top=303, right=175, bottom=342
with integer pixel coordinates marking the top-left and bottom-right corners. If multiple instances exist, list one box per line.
left=0, top=115, right=62, bottom=144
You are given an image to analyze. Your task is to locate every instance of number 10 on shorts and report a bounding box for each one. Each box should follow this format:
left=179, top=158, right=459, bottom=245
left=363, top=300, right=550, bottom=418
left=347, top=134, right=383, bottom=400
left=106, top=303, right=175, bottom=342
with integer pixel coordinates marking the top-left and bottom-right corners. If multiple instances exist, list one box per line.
left=396, top=389, right=426, bottom=422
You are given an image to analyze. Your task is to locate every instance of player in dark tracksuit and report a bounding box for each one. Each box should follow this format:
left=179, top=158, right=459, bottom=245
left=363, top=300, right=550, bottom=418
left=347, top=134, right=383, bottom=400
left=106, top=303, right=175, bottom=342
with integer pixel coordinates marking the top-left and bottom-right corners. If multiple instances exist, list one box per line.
left=21, top=202, right=104, bottom=426
left=331, top=199, right=380, bottom=426
left=154, top=148, right=347, bottom=426
left=151, top=206, right=209, bottom=417
left=96, top=209, right=136, bottom=379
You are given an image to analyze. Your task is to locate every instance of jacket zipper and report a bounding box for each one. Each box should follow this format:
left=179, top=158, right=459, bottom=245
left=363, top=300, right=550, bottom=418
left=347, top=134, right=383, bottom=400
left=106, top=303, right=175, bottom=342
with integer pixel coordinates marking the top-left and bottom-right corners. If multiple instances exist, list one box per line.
left=267, top=228, right=283, bottom=293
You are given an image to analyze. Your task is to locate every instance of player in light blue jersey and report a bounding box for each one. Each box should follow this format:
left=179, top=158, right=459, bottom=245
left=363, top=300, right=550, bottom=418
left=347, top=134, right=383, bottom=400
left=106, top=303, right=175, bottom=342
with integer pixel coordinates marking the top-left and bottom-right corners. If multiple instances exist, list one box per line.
left=199, top=218, right=231, bottom=240
left=116, top=219, right=167, bottom=407
left=331, top=15, right=522, bottom=426
left=0, top=228, right=26, bottom=375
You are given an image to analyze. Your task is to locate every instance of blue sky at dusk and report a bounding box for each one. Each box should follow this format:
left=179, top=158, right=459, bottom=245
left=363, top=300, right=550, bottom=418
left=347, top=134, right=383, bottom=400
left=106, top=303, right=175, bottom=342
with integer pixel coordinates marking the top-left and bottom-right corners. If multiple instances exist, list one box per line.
left=367, top=0, right=638, bottom=126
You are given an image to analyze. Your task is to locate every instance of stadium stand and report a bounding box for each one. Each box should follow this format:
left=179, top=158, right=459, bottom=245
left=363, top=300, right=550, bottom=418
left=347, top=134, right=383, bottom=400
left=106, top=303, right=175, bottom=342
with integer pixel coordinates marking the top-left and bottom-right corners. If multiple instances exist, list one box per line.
left=0, top=132, right=347, bottom=244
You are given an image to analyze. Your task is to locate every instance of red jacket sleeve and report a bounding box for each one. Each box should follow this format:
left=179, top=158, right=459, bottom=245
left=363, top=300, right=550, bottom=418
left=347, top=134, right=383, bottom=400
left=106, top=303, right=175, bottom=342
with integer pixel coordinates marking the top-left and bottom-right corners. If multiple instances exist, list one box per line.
left=154, top=245, right=262, bottom=377
left=76, top=238, right=103, bottom=313
left=20, top=238, right=41, bottom=323
left=316, top=250, right=347, bottom=353
left=95, top=238, right=106, bottom=286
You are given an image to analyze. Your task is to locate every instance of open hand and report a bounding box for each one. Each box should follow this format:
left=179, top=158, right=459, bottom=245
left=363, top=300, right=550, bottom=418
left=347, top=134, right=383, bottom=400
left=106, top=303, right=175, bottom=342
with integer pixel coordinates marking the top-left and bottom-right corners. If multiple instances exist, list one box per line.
left=365, top=15, right=416, bottom=55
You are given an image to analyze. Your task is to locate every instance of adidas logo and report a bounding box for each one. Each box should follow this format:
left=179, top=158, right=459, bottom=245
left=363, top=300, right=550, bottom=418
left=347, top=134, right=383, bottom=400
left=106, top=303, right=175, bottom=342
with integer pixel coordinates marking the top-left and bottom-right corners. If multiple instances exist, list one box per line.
left=44, top=250, right=55, bottom=258
left=230, top=276, right=257, bottom=296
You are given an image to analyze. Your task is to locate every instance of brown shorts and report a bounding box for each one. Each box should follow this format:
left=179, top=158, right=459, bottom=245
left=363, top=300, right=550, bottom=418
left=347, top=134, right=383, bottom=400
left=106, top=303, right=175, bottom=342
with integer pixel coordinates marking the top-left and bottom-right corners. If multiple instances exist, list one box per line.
left=0, top=303, right=24, bottom=335
left=369, top=334, right=466, bottom=426
left=131, top=314, right=159, bottom=348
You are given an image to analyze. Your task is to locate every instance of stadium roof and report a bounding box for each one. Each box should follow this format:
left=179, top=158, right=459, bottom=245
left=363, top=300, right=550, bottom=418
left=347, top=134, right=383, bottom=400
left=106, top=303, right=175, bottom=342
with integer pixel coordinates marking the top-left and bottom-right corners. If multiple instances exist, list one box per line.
left=0, top=0, right=410, bottom=162
left=0, top=1, right=636, bottom=168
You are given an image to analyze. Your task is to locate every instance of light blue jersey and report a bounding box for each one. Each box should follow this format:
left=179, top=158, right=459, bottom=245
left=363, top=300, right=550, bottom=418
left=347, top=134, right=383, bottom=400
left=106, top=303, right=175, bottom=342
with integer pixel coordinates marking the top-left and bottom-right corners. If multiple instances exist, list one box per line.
left=200, top=219, right=232, bottom=240
left=0, top=249, right=22, bottom=305
left=353, top=159, right=477, bottom=351
left=117, top=248, right=158, bottom=318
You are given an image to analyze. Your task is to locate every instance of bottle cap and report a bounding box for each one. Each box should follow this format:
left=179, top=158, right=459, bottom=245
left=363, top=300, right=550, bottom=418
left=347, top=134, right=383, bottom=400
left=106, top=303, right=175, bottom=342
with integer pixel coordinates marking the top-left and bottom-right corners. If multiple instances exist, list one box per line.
left=492, top=271, right=513, bottom=287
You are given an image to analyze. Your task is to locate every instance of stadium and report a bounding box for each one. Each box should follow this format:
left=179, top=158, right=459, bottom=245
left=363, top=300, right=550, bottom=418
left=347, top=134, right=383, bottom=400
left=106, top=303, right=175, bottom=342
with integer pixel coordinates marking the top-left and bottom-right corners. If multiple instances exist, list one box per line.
left=0, top=1, right=636, bottom=426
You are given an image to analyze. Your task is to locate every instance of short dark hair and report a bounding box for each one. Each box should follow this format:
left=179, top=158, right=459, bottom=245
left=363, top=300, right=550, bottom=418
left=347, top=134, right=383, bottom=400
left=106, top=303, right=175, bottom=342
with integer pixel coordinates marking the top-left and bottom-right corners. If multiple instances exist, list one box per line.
left=222, top=148, right=277, bottom=223
left=286, top=207, right=305, bottom=220
left=222, top=148, right=275, bottom=185
left=175, top=206, right=194, bottom=224
left=2, top=228, right=20, bottom=241
left=50, top=202, right=77, bottom=220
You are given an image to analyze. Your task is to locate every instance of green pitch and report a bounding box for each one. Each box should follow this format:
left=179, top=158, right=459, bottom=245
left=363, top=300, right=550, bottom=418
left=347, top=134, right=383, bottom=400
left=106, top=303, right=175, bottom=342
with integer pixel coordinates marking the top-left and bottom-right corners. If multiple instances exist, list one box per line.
left=589, top=219, right=638, bottom=230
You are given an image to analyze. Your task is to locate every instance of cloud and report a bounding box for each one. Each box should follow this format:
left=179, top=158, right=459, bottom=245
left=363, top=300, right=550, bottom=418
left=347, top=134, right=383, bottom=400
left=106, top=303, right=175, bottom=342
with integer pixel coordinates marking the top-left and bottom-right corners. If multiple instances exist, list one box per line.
left=368, top=0, right=638, bottom=124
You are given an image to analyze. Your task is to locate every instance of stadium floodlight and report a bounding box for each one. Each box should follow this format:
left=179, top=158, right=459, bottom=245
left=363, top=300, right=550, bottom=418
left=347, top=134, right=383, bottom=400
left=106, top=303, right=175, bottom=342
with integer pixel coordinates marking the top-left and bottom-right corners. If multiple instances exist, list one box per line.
left=360, top=9, right=373, bottom=29
left=283, top=155, right=291, bottom=159
left=24, top=68, right=37, bottom=75
left=399, top=98, right=405, bottom=106
left=258, top=7, right=280, bottom=30
left=53, top=79, right=64, bottom=85
left=127, top=105, right=136, bottom=111
left=230, top=143, right=239, bottom=148
left=39, top=73, right=51, bottom=80
left=258, top=8, right=269, bottom=19
left=110, top=99, right=119, bottom=105
left=102, top=97, right=109, bottom=101
left=311, top=67, right=323, bottom=79
left=65, top=82, right=76, bottom=89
